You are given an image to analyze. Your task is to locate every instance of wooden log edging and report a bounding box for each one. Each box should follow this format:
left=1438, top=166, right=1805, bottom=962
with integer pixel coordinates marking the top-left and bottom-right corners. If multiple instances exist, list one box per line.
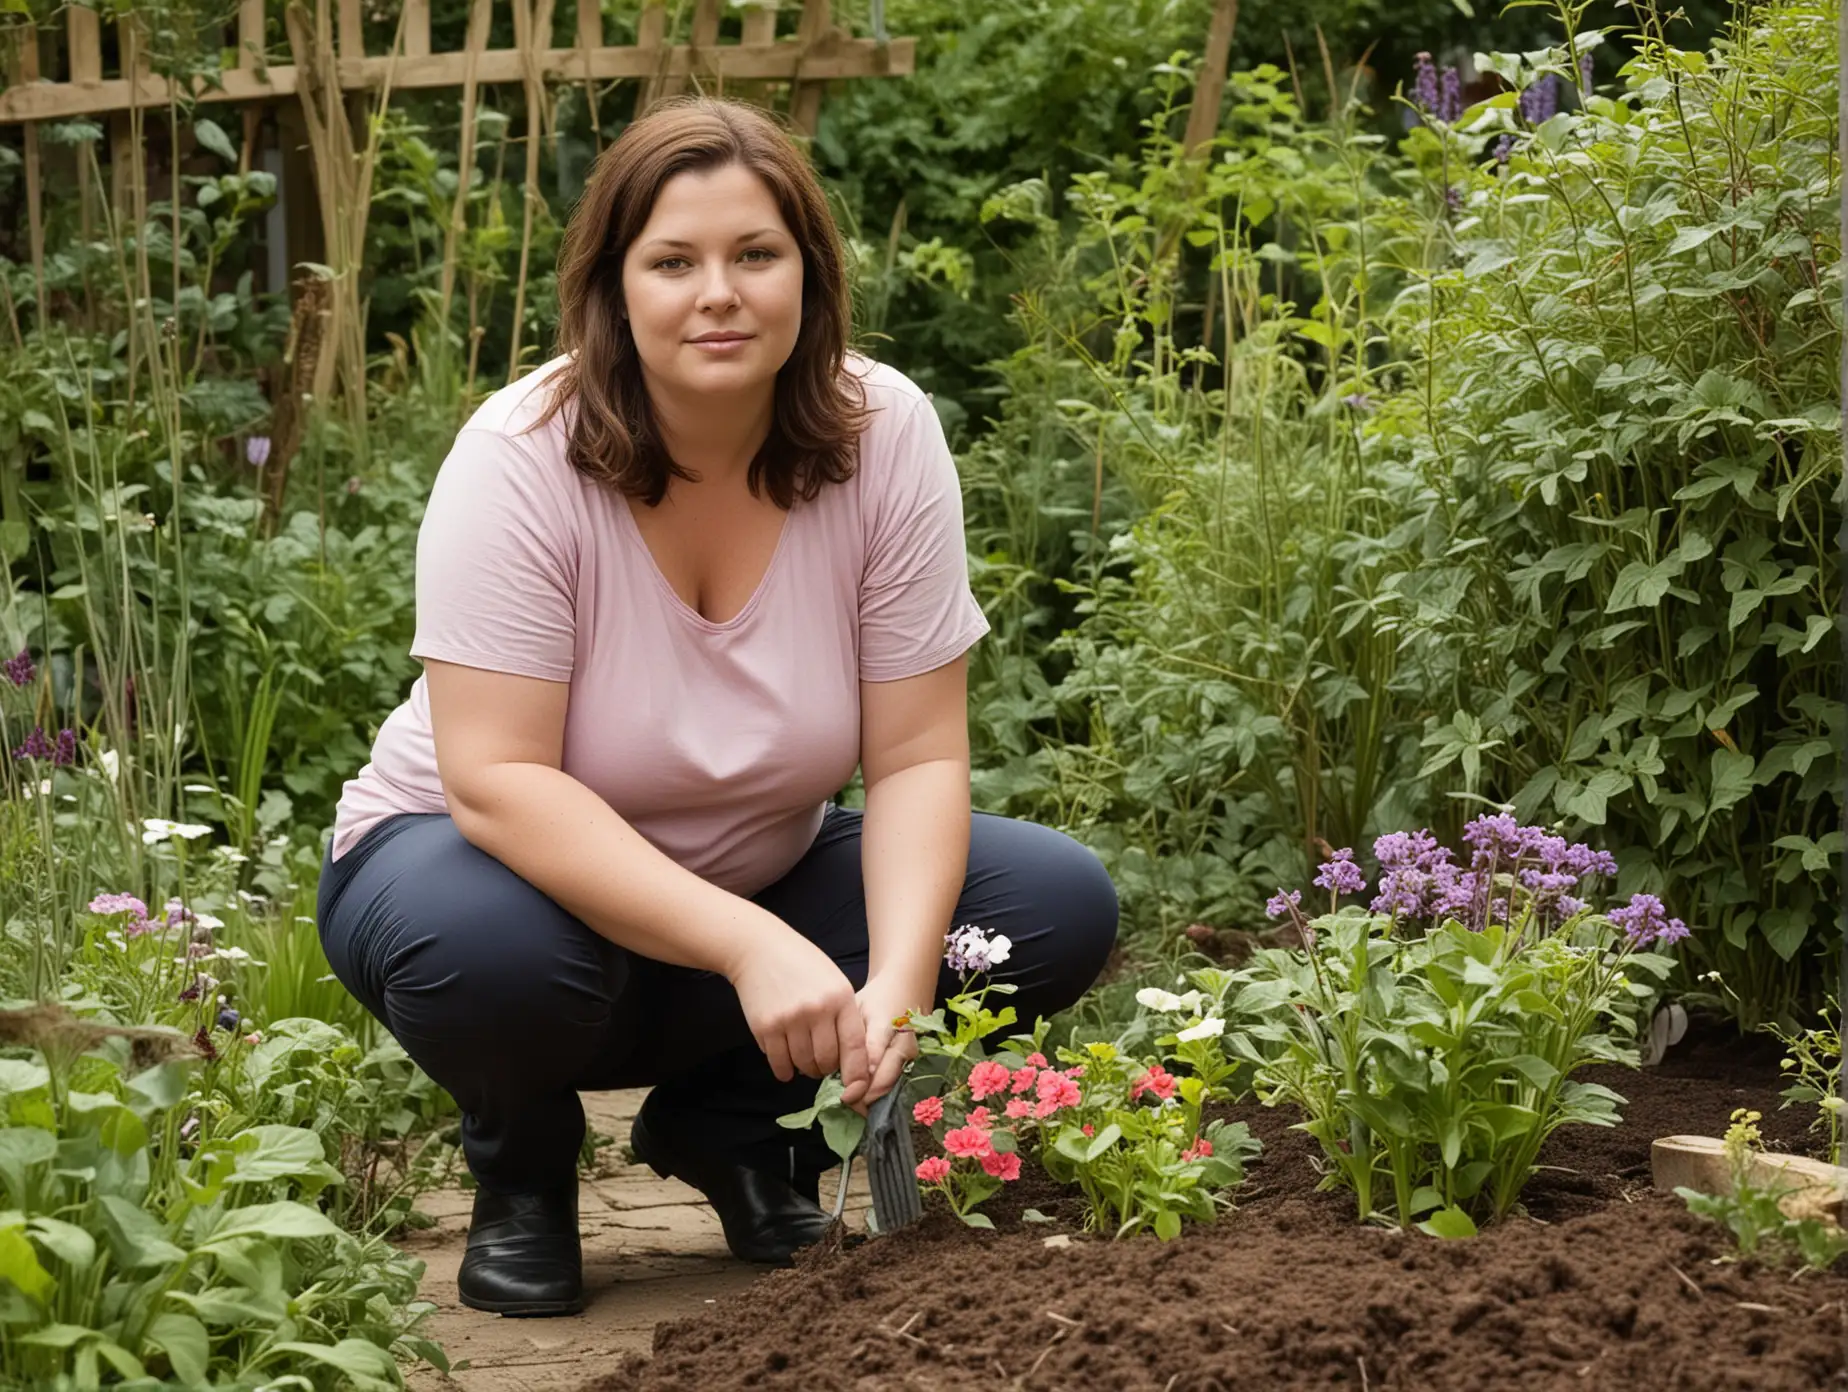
left=1652, top=1134, right=1848, bottom=1229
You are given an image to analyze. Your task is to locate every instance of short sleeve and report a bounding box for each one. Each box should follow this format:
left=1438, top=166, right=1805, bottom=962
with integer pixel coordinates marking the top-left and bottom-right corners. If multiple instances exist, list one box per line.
left=858, top=397, right=991, bottom=682
left=410, top=428, right=579, bottom=682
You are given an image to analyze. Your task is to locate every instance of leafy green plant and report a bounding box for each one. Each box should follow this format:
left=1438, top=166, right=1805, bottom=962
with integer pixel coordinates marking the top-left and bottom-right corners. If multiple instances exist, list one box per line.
left=0, top=1006, right=447, bottom=1388
left=1677, top=1108, right=1848, bottom=1272
left=1766, top=998, right=1842, bottom=1166
left=1223, top=817, right=1680, bottom=1231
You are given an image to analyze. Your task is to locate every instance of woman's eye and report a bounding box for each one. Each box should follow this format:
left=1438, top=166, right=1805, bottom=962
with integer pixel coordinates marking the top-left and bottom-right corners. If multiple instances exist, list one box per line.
left=655, top=257, right=688, bottom=271
left=741, top=248, right=776, bottom=263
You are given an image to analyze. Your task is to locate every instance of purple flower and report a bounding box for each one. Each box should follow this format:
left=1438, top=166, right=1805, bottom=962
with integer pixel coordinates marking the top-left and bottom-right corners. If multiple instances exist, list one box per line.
left=1519, top=73, right=1559, bottom=124
left=1340, top=392, right=1375, bottom=412
left=1444, top=185, right=1463, bottom=212
left=1439, top=67, right=1463, bottom=123
left=216, top=1007, right=241, bottom=1032
left=1578, top=51, right=1594, bottom=93
left=1266, top=889, right=1302, bottom=920
left=164, top=897, right=196, bottom=928
left=3, top=648, right=32, bottom=688
left=178, top=977, right=204, bottom=1003
left=1373, top=830, right=1449, bottom=873
left=11, top=727, right=53, bottom=762
left=1607, top=893, right=1688, bottom=949
left=1494, top=134, right=1514, bottom=165
left=1314, top=848, right=1367, bottom=898
left=246, top=436, right=271, bottom=468
left=52, top=728, right=75, bottom=767
left=1413, top=52, right=1439, bottom=117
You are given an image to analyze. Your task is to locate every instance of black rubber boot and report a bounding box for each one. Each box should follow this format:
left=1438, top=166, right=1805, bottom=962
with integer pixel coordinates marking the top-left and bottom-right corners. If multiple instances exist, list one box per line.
left=456, top=1183, right=584, bottom=1317
left=630, top=1094, right=833, bottom=1266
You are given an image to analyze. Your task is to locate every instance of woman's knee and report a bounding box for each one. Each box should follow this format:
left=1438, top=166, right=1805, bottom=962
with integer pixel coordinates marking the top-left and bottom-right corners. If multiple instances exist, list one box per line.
left=967, top=815, right=1118, bottom=1007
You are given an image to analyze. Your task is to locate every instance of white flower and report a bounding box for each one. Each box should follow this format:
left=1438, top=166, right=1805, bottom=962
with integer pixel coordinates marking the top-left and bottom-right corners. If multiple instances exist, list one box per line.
left=99, top=749, right=119, bottom=783
left=194, top=912, right=225, bottom=930
left=1136, top=987, right=1206, bottom=1014
left=986, top=934, right=1013, bottom=967
left=20, top=779, right=52, bottom=799
left=1176, top=1017, right=1226, bottom=1043
left=142, top=818, right=213, bottom=845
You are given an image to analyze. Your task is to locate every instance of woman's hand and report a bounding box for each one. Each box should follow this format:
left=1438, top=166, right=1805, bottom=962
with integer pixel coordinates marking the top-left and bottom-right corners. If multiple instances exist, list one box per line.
left=728, top=921, right=869, bottom=1093
left=843, top=972, right=934, bottom=1112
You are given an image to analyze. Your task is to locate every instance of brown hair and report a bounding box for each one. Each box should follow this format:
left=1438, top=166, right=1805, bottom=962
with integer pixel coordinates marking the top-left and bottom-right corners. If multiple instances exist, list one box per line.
left=535, top=97, right=867, bottom=508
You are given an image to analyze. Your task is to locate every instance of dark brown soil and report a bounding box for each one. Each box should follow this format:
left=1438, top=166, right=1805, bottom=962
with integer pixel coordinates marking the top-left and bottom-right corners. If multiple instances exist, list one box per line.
left=582, top=1015, right=1848, bottom=1392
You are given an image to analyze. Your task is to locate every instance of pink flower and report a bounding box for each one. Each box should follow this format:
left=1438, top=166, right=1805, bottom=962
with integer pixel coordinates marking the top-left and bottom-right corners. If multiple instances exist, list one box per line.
left=1130, top=1065, right=1178, bottom=1102
left=913, top=1096, right=944, bottom=1126
left=1010, top=1067, right=1038, bottom=1095
left=980, top=1149, right=1022, bottom=1181
left=244, top=1031, right=263, bottom=1046
left=969, top=1061, right=1011, bottom=1100
left=1024, top=1053, right=1047, bottom=1067
left=967, top=1106, right=993, bottom=1129
left=1066, top=1066, right=1086, bottom=1078
left=944, top=1126, right=993, bottom=1159
left=1034, top=1072, right=1082, bottom=1115
left=88, top=893, right=149, bottom=919
left=1082, top=1124, right=1095, bottom=1138
left=1182, top=1138, right=1214, bottom=1163
left=1005, top=1099, right=1031, bottom=1119
left=915, top=1156, right=952, bottom=1184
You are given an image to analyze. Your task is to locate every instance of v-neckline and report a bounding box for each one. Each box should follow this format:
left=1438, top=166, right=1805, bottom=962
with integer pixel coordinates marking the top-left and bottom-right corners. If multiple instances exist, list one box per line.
left=617, top=493, right=796, bottom=634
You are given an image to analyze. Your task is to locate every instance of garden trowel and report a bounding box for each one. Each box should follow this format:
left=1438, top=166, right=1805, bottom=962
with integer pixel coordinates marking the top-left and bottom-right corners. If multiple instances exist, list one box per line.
left=829, top=1081, right=924, bottom=1234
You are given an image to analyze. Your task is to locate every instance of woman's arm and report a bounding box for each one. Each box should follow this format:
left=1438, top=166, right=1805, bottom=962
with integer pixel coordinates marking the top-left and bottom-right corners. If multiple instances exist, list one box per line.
left=852, top=653, right=974, bottom=1103
left=426, top=658, right=868, bottom=1089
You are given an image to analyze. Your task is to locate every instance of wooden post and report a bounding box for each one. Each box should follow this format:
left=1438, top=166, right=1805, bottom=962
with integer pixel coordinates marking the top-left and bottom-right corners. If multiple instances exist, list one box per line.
left=405, top=0, right=432, bottom=58
left=238, top=0, right=266, bottom=177
left=3, top=24, right=45, bottom=331
left=739, top=0, right=777, bottom=107
left=1181, top=0, right=1238, bottom=157
left=633, top=3, right=666, bottom=117
left=69, top=6, right=103, bottom=323
left=789, top=0, right=830, bottom=135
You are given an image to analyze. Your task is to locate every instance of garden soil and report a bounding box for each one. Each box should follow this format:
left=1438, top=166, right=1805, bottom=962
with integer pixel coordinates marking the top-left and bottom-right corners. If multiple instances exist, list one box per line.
left=577, top=1016, right=1848, bottom=1392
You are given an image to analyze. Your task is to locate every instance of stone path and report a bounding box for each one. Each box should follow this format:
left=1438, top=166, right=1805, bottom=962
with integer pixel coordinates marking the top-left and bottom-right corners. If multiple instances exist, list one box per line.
left=400, top=1089, right=871, bottom=1392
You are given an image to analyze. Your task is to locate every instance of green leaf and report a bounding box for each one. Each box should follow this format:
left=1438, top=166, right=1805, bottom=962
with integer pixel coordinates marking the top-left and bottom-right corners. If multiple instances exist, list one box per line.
left=1020, top=1208, right=1054, bottom=1224
left=146, top=1311, right=210, bottom=1386
left=0, top=1226, right=53, bottom=1306
left=1416, top=1205, right=1478, bottom=1239
left=1705, top=749, right=1755, bottom=819
left=18, top=1321, right=92, bottom=1348
left=0, top=1127, right=58, bottom=1197
left=1085, top=1123, right=1122, bottom=1162
left=1153, top=1208, right=1182, bottom=1241
left=263, top=1339, right=397, bottom=1390
left=0, top=1060, right=49, bottom=1095
left=958, top=1211, right=994, bottom=1230
left=1498, top=1055, right=1559, bottom=1089
left=198, top=1200, right=339, bottom=1248
left=228, top=1126, right=328, bottom=1184
left=194, top=120, right=240, bottom=165
left=97, top=1194, right=185, bottom=1270
left=818, top=1105, right=866, bottom=1162
left=27, top=1217, right=95, bottom=1274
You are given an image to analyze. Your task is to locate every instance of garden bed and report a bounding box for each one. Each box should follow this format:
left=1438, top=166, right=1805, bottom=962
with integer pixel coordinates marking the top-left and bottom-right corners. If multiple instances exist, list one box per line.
left=583, top=1017, right=1848, bottom=1392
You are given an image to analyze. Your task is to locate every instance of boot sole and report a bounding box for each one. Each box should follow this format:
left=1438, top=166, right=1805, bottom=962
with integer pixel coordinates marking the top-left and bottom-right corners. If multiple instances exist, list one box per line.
left=458, top=1290, right=586, bottom=1317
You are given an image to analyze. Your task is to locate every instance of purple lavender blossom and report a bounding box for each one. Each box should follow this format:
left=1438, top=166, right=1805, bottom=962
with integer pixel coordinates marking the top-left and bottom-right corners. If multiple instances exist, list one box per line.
left=3, top=648, right=32, bottom=688
left=11, top=727, right=53, bottom=762
left=1519, top=73, right=1560, bottom=124
left=51, top=728, right=75, bottom=767
left=1413, top=52, right=1440, bottom=117
left=1607, top=894, right=1688, bottom=949
left=1494, top=134, right=1514, bottom=165
left=1266, top=889, right=1303, bottom=920
left=1438, top=67, right=1463, bottom=123
left=1314, top=848, right=1367, bottom=897
left=1579, top=51, right=1595, bottom=93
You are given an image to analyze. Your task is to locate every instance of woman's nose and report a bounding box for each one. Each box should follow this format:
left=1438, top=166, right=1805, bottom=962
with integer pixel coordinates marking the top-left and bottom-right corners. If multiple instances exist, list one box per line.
left=697, top=265, right=740, bottom=310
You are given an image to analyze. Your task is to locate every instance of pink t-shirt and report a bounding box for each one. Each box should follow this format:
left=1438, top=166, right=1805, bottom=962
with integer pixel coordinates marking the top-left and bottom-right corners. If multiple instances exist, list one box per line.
left=329, top=353, right=990, bottom=895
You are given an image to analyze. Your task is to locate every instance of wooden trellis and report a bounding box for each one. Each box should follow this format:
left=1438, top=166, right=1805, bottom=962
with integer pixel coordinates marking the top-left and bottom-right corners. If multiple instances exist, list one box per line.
left=0, top=1, right=910, bottom=124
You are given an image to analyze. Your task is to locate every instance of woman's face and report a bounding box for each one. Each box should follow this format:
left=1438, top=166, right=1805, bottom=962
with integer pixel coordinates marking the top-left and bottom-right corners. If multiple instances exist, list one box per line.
left=620, top=162, right=804, bottom=404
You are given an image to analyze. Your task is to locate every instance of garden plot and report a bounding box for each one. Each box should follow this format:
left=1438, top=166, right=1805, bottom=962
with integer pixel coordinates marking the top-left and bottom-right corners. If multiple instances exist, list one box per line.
left=582, top=1026, right=1848, bottom=1392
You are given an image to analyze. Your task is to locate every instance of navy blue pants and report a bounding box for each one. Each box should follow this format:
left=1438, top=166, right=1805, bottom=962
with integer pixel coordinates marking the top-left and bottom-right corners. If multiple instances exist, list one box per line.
left=317, top=804, right=1118, bottom=1193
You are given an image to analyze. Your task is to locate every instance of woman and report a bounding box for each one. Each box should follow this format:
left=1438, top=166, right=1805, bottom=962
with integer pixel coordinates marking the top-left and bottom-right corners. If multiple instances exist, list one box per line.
left=317, top=97, right=1117, bottom=1318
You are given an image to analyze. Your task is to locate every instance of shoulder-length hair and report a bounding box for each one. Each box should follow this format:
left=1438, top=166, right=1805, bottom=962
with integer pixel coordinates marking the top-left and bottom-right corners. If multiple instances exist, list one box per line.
left=534, top=97, right=867, bottom=509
